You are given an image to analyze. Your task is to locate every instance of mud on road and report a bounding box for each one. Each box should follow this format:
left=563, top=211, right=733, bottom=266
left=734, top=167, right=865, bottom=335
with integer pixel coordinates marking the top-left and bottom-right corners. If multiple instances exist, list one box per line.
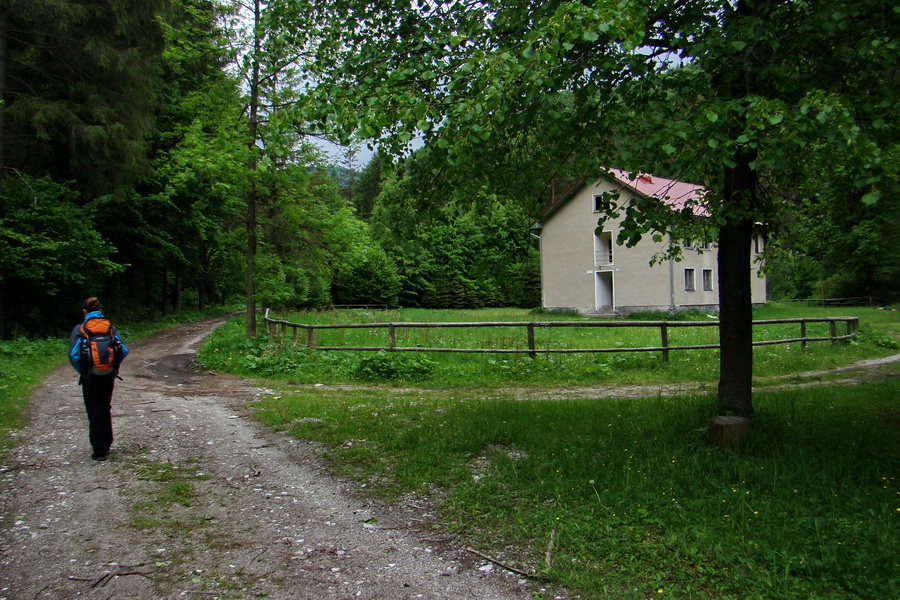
left=0, top=319, right=537, bottom=600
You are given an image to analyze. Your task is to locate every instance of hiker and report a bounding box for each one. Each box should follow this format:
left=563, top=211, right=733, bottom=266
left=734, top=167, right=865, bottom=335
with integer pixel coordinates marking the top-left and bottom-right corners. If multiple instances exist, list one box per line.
left=68, top=297, right=128, bottom=461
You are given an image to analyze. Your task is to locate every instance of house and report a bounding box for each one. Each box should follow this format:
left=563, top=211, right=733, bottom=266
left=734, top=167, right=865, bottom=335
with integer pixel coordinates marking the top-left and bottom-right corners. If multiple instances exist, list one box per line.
left=530, top=169, right=766, bottom=315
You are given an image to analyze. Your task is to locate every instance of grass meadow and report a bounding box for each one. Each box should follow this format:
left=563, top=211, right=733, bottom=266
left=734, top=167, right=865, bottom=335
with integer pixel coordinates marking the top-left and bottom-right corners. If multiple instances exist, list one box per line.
left=249, top=381, right=898, bottom=600
left=199, top=304, right=899, bottom=388
left=198, top=303, right=899, bottom=599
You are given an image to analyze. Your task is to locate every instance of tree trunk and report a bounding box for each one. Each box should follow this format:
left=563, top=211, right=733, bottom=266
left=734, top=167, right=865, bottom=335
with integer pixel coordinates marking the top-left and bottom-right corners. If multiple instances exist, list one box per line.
left=172, top=274, right=182, bottom=313
left=0, top=7, right=6, bottom=338
left=245, top=0, right=261, bottom=339
left=198, top=237, right=208, bottom=311
left=0, top=4, right=7, bottom=200
left=709, top=415, right=751, bottom=450
left=161, top=269, right=169, bottom=314
left=717, top=155, right=756, bottom=419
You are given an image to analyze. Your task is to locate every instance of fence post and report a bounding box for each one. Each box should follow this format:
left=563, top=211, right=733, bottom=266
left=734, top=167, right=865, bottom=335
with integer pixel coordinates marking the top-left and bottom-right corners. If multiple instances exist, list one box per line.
left=830, top=320, right=837, bottom=345
left=660, top=323, right=669, bottom=362
left=527, top=323, right=536, bottom=359
left=292, top=326, right=299, bottom=343
left=389, top=324, right=396, bottom=350
left=307, top=326, right=316, bottom=349
left=800, top=321, right=807, bottom=352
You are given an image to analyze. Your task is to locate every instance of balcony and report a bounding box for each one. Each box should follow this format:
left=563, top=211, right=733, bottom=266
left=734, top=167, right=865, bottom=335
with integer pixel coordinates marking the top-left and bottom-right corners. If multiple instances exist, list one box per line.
left=594, top=250, right=613, bottom=266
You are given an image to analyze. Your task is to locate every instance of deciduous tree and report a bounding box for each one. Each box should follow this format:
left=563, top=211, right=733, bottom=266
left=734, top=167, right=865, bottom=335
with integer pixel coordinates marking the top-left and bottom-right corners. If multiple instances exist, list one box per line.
left=304, top=0, right=899, bottom=418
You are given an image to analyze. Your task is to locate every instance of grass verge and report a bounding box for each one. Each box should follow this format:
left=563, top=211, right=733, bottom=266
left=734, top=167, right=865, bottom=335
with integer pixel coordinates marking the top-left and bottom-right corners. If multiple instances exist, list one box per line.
left=0, top=338, right=67, bottom=452
left=249, top=381, right=899, bottom=600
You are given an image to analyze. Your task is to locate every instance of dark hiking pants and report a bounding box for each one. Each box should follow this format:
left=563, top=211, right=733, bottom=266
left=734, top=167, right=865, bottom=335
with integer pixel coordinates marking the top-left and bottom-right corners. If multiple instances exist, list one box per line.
left=82, top=376, right=115, bottom=455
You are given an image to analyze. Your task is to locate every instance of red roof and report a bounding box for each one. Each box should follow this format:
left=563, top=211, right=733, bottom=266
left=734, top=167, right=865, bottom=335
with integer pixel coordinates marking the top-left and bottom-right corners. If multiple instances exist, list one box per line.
left=532, top=169, right=708, bottom=230
left=604, top=169, right=706, bottom=213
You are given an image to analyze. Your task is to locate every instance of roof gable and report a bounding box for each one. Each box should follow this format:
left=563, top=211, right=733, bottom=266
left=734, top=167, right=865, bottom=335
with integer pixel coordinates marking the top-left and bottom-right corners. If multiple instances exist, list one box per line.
left=532, top=169, right=707, bottom=229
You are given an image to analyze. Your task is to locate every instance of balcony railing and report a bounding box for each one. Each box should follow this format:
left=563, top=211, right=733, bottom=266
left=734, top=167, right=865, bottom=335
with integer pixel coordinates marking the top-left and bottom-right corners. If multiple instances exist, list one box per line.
left=595, top=250, right=613, bottom=265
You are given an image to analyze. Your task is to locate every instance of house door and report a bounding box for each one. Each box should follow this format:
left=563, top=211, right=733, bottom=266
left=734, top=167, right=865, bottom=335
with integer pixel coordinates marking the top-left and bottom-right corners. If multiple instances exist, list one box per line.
left=595, top=271, right=614, bottom=310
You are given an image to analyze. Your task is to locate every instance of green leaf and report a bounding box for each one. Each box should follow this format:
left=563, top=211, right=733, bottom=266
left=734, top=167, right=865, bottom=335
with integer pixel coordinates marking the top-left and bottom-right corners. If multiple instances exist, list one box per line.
left=661, top=144, right=676, bottom=155
left=766, top=114, right=783, bottom=125
left=583, top=31, right=600, bottom=42
left=861, top=191, right=879, bottom=205
left=706, top=112, right=719, bottom=123
left=523, top=44, right=535, bottom=59
left=731, top=41, right=747, bottom=51
left=708, top=138, right=719, bottom=149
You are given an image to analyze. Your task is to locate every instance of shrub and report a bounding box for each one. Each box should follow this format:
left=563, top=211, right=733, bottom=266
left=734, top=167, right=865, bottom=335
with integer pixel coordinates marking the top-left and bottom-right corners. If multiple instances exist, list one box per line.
left=353, top=351, right=434, bottom=382
left=331, top=245, right=401, bottom=306
left=625, top=308, right=705, bottom=321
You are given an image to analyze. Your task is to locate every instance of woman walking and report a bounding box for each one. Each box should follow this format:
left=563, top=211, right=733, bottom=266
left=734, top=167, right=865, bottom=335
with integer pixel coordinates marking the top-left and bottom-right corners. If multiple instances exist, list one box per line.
left=68, top=297, right=128, bottom=461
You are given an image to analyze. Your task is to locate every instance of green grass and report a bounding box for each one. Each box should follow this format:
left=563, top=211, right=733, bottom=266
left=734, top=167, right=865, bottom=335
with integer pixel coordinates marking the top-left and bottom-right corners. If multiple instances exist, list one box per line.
left=250, top=381, right=899, bottom=600
left=203, top=303, right=899, bottom=599
left=198, top=304, right=899, bottom=388
left=0, top=338, right=67, bottom=451
left=125, top=457, right=211, bottom=532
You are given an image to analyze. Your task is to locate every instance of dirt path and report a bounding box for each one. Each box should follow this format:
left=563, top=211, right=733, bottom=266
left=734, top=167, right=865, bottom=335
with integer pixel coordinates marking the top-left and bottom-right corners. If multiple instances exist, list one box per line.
left=0, top=319, right=536, bottom=600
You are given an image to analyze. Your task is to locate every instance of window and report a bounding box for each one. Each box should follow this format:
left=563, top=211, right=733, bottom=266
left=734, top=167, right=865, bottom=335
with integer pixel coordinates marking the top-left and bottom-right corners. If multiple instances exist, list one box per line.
left=593, top=195, right=603, bottom=212
left=753, top=235, right=763, bottom=254
left=702, top=269, right=713, bottom=291
left=684, top=268, right=696, bottom=292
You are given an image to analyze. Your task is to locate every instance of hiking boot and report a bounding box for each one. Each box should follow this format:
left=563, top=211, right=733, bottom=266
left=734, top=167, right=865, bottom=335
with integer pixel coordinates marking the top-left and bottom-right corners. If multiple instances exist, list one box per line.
left=91, top=452, right=108, bottom=461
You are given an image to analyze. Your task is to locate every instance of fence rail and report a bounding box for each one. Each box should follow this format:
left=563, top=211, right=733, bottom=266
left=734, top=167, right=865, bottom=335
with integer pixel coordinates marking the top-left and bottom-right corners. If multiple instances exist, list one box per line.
left=264, top=310, right=859, bottom=362
left=775, top=296, right=877, bottom=306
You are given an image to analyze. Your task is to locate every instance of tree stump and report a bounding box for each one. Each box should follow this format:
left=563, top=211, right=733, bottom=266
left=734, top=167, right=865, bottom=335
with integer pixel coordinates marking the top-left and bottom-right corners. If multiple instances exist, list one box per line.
left=709, top=416, right=751, bottom=450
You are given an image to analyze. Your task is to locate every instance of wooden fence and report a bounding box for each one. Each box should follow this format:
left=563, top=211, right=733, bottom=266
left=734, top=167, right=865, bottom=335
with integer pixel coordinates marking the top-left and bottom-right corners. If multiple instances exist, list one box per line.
left=263, top=310, right=859, bottom=362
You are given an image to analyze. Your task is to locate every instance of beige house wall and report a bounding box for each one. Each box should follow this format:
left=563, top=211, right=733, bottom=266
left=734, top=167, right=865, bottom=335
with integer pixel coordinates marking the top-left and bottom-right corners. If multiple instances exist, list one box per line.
left=537, top=178, right=767, bottom=313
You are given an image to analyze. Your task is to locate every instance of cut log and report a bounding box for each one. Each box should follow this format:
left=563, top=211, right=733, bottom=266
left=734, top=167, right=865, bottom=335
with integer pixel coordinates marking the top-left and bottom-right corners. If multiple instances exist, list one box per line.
left=709, top=415, right=751, bottom=450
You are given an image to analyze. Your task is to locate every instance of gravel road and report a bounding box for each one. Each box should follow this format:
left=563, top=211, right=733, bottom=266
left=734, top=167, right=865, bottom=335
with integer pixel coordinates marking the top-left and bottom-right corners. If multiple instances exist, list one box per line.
left=0, top=318, right=536, bottom=600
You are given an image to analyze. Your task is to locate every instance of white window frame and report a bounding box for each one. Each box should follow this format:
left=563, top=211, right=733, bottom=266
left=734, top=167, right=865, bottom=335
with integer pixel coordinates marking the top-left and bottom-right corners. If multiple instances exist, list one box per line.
left=702, top=269, right=714, bottom=291
left=684, top=268, right=696, bottom=292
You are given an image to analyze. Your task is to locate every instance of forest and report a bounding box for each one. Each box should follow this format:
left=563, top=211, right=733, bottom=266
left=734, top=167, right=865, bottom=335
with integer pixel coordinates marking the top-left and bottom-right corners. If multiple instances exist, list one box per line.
left=1, top=0, right=897, bottom=340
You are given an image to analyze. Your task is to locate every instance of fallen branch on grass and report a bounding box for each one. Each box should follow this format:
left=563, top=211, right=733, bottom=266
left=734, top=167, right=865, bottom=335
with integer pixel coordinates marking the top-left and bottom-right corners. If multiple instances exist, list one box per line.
left=466, top=546, right=545, bottom=580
